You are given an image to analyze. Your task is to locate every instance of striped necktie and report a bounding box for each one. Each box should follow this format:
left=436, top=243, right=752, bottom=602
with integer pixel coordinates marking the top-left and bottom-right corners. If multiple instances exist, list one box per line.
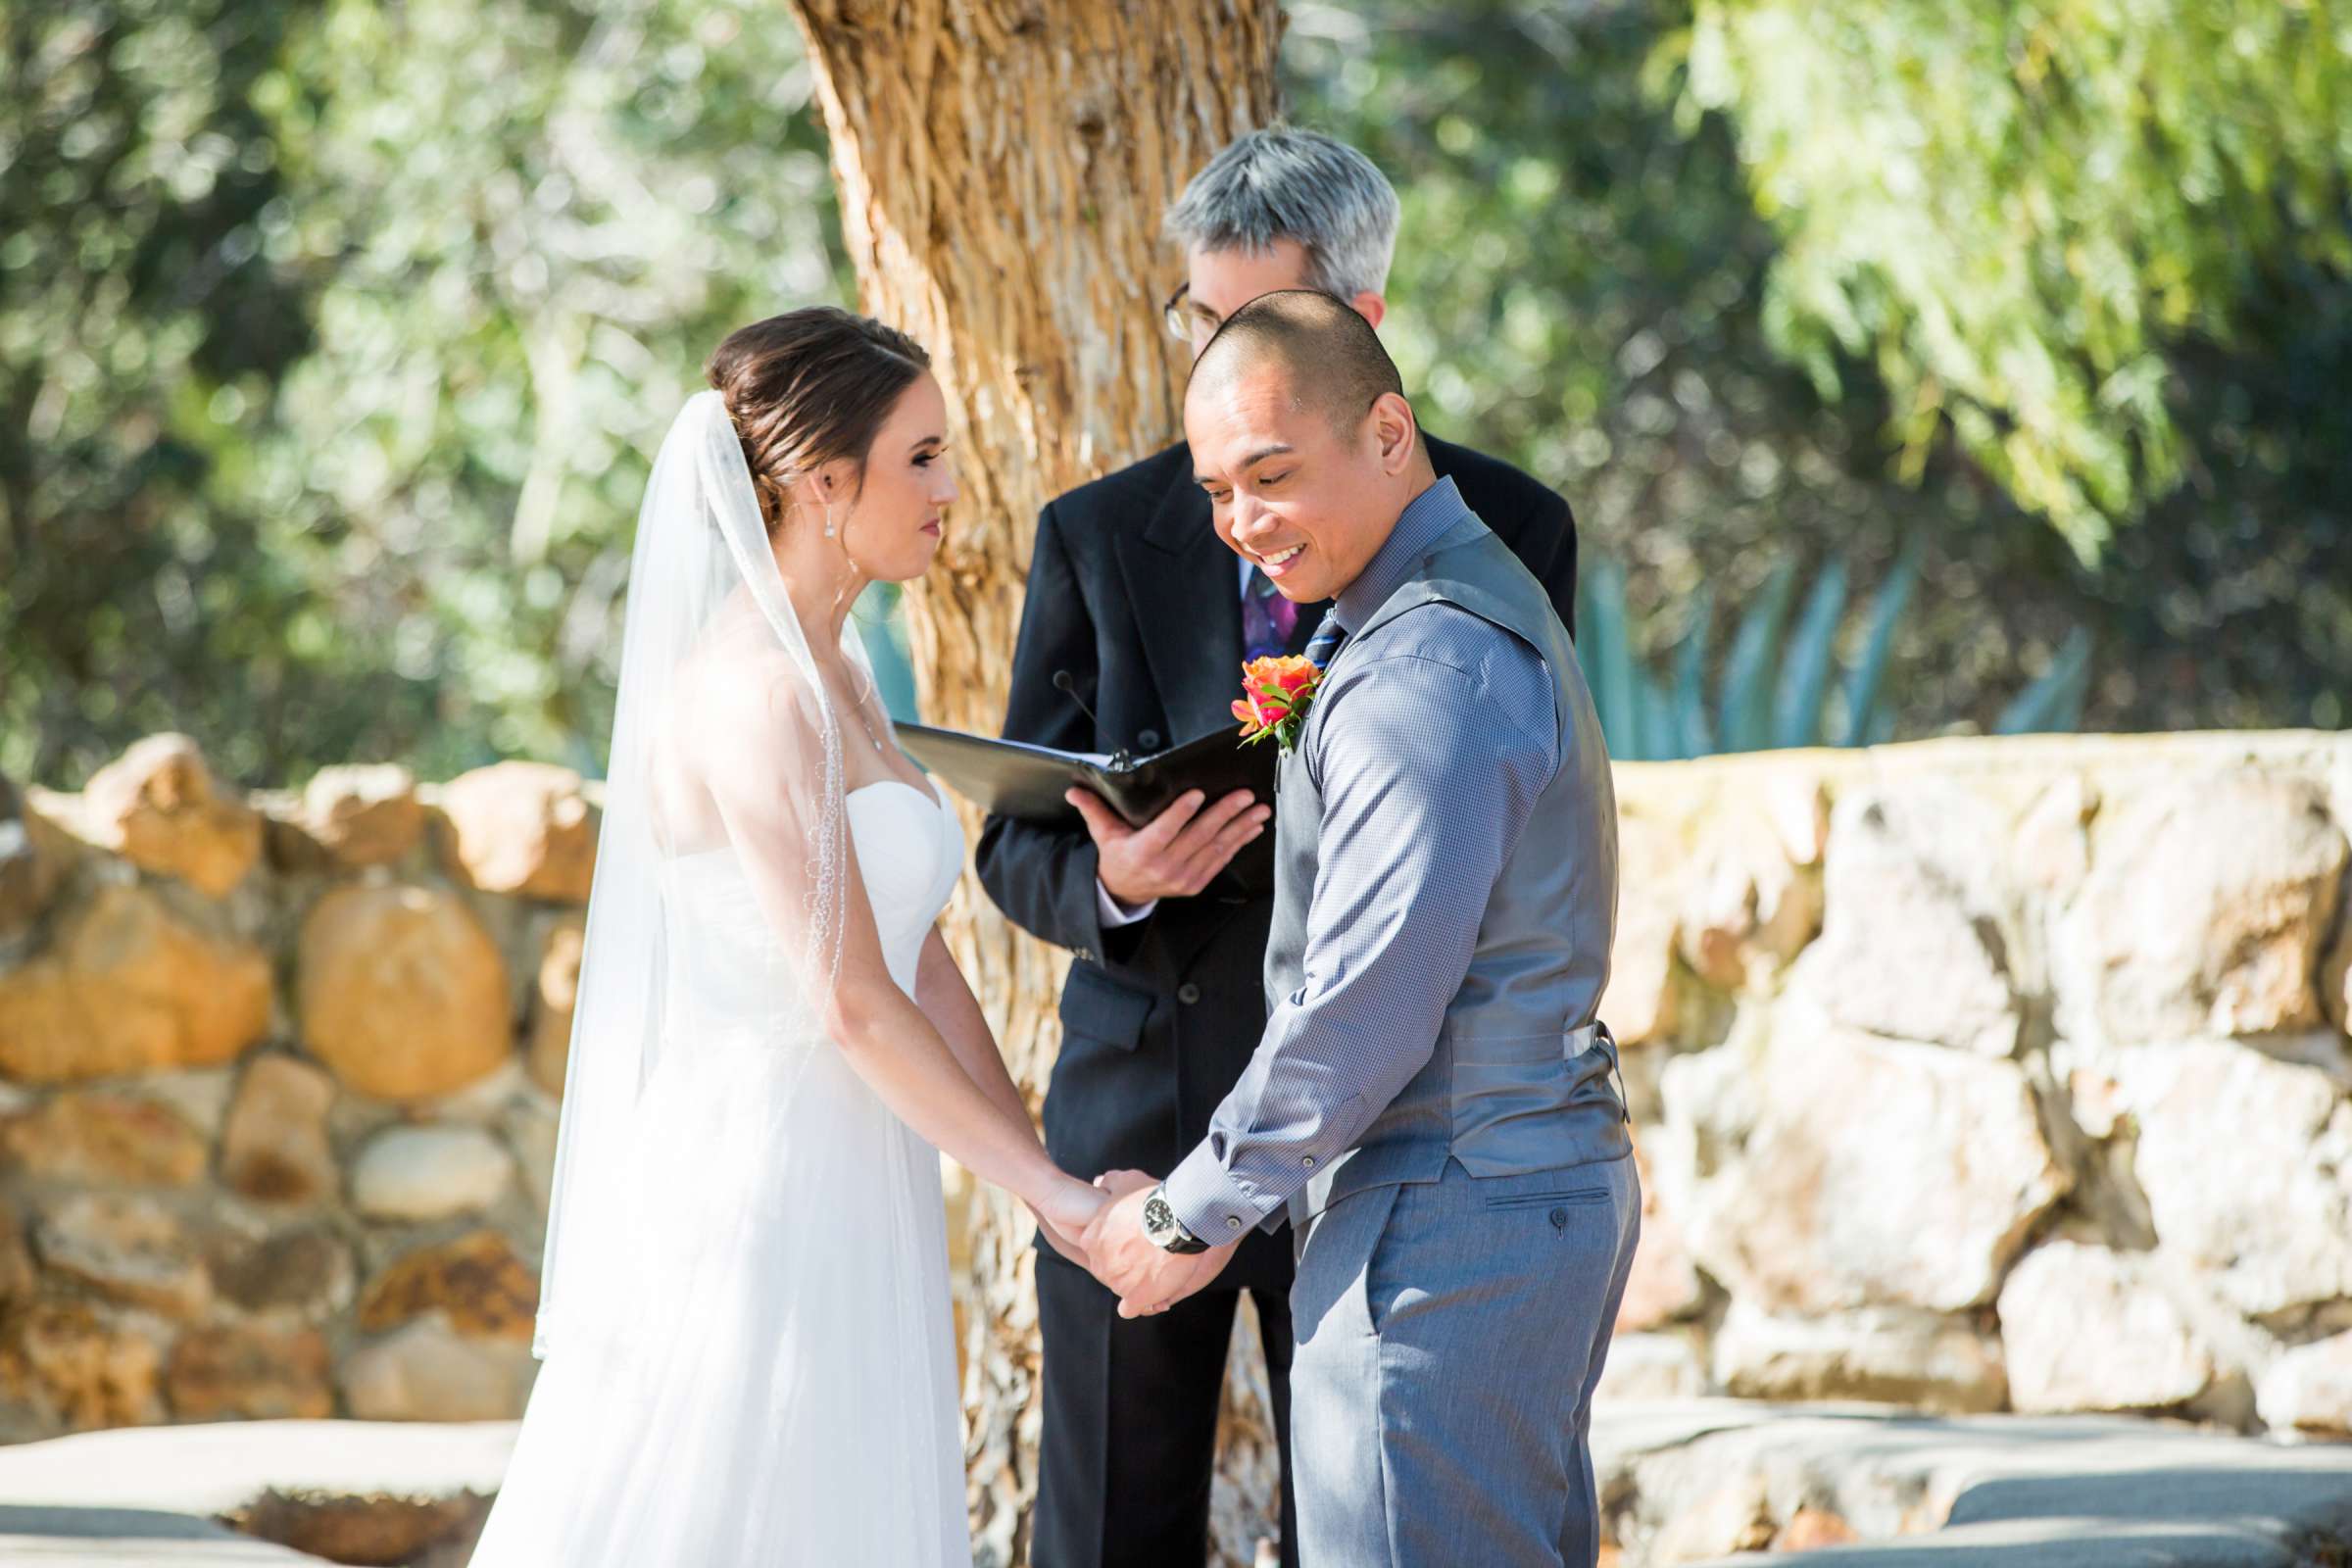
left=1303, top=611, right=1348, bottom=670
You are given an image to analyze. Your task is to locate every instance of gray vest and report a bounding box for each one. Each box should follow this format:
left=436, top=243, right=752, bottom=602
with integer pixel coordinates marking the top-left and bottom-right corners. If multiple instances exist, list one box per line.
left=1272, top=516, right=1630, bottom=1223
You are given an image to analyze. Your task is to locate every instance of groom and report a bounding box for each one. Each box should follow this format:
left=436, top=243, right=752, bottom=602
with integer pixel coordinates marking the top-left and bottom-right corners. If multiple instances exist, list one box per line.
left=1081, top=291, right=1641, bottom=1567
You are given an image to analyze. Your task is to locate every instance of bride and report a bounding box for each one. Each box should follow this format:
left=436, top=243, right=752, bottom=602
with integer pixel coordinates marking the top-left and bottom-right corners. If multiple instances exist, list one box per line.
left=467, top=309, right=1108, bottom=1565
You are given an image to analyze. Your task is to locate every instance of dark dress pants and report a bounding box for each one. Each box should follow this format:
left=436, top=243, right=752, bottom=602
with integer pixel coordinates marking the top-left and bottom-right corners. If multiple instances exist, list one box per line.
left=1031, top=1248, right=1299, bottom=1568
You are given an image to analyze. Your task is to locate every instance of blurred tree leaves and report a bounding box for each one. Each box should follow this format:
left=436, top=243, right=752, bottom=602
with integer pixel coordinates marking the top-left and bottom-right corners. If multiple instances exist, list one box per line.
left=3, top=0, right=842, bottom=785
left=1679, top=0, right=2352, bottom=560
left=4, top=0, right=2345, bottom=790
left=1284, top=0, right=2351, bottom=736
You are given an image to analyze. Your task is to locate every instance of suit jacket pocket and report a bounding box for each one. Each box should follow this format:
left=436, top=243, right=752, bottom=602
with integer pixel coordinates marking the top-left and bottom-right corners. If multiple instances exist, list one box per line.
left=1056, top=963, right=1155, bottom=1051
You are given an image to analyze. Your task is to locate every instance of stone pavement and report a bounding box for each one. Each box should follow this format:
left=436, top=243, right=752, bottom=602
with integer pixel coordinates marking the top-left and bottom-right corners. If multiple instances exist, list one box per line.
left=0, top=1401, right=2345, bottom=1565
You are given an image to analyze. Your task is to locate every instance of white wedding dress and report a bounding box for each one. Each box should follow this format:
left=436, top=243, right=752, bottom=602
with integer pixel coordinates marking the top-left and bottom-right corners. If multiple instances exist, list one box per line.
left=468, top=777, right=973, bottom=1567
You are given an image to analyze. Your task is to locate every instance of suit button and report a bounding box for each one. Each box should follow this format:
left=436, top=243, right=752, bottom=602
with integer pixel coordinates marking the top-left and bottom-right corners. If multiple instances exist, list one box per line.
left=1074, top=949, right=1095, bottom=964
left=1138, top=729, right=1162, bottom=751
left=1177, top=983, right=1201, bottom=1004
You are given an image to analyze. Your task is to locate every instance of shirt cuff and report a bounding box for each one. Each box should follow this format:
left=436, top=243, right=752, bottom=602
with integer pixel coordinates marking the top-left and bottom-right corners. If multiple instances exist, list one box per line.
left=1161, top=1140, right=1287, bottom=1243
left=1095, top=878, right=1156, bottom=929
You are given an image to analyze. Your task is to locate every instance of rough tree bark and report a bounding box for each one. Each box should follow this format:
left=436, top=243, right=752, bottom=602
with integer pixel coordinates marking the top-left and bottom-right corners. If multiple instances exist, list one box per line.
left=780, top=4, right=1284, bottom=1563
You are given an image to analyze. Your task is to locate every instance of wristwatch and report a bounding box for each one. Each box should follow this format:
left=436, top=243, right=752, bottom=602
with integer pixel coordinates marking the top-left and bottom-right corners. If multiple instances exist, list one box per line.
left=1140, top=1185, right=1211, bottom=1254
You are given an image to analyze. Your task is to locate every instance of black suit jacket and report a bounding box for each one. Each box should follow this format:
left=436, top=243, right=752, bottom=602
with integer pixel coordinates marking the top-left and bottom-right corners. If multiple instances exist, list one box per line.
left=974, top=434, right=1578, bottom=1292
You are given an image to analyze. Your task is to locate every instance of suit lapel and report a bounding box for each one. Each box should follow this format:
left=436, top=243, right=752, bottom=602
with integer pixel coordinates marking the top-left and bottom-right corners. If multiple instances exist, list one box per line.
left=1121, top=477, right=1244, bottom=745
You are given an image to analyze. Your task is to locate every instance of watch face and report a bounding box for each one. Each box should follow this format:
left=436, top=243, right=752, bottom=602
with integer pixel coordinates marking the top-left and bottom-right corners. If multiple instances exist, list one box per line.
left=1142, top=1195, right=1176, bottom=1236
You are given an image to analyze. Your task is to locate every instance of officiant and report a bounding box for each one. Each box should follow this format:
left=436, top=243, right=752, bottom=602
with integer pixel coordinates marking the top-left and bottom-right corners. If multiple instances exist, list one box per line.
left=974, top=126, right=1580, bottom=1568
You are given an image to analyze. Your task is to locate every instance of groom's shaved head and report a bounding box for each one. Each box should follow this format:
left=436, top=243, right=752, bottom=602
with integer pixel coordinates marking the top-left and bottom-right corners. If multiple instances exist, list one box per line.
left=1188, top=289, right=1404, bottom=437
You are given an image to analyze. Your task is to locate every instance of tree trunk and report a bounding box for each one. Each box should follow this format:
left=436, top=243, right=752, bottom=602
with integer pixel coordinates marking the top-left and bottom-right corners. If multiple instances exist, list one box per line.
left=780, top=4, right=1283, bottom=1562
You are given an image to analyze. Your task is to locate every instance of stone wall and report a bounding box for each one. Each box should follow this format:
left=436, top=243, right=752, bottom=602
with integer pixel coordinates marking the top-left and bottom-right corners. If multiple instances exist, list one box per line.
left=2, top=731, right=2349, bottom=1446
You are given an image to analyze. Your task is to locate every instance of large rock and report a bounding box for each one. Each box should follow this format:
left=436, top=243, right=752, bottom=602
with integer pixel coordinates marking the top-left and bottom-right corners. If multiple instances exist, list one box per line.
left=0, top=884, right=271, bottom=1083
left=2255, top=1329, right=2352, bottom=1439
left=2055, top=771, right=2347, bottom=1044
left=437, top=762, right=597, bottom=904
left=1607, top=813, right=1684, bottom=1048
left=357, top=1230, right=538, bottom=1344
left=1656, top=1004, right=2069, bottom=1314
left=1595, top=1332, right=1714, bottom=1402
left=1784, top=783, right=2019, bottom=1056
left=0, top=1204, right=34, bottom=1309
left=502, top=1099, right=559, bottom=1215
left=2118, top=1040, right=2352, bottom=1315
left=1617, top=1139, right=1705, bottom=1333
left=220, top=1055, right=338, bottom=1205
left=298, top=764, right=425, bottom=868
left=339, top=1318, right=536, bottom=1421
left=0, top=1092, right=207, bottom=1187
left=297, top=884, right=513, bottom=1102
left=165, top=1323, right=333, bottom=1421
left=2322, top=908, right=2352, bottom=1038
left=30, top=1193, right=210, bottom=1318
left=0, top=1299, right=165, bottom=1431
left=1675, top=774, right=1826, bottom=995
left=1709, top=1300, right=2008, bottom=1413
left=207, top=1225, right=356, bottom=1321
left=349, top=1125, right=514, bottom=1222
left=78, top=734, right=262, bottom=897
left=1996, top=1241, right=2214, bottom=1413
left=526, top=913, right=585, bottom=1096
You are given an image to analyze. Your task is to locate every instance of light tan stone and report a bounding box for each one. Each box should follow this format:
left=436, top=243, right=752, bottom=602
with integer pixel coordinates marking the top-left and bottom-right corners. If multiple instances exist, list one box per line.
left=339, top=1318, right=536, bottom=1421
left=349, top=1124, right=513, bottom=1222
left=1657, top=1002, right=2069, bottom=1314
left=2056, top=771, right=2347, bottom=1044
left=0, top=1299, right=164, bottom=1431
left=2118, top=1040, right=2352, bottom=1315
left=1594, top=1332, right=1712, bottom=1402
left=1784, top=783, right=2019, bottom=1056
left=1616, top=1139, right=1704, bottom=1332
left=0, top=884, right=271, bottom=1084
left=165, top=1323, right=333, bottom=1421
left=220, top=1055, right=337, bottom=1204
left=1710, top=1300, right=2008, bottom=1413
left=357, top=1230, right=538, bottom=1343
left=1675, top=788, right=1823, bottom=995
left=437, top=762, right=597, bottom=904
left=1996, top=1242, right=2214, bottom=1413
left=297, top=884, right=512, bottom=1102
left=502, top=1100, right=559, bottom=1216
left=0, top=1204, right=34, bottom=1309
left=0, top=1092, right=207, bottom=1187
left=79, top=734, right=262, bottom=897
left=299, top=764, right=425, bottom=868
left=31, top=1193, right=210, bottom=1318
left=2321, top=910, right=2351, bottom=1038
left=527, top=913, right=585, bottom=1095
left=2256, top=1329, right=2352, bottom=1439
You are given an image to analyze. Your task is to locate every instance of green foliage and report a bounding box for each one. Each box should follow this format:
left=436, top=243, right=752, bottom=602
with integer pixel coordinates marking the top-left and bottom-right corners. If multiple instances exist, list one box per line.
left=1679, top=0, right=2352, bottom=558
left=1286, top=0, right=2352, bottom=739
left=1576, top=541, right=1989, bottom=760
left=3, top=0, right=842, bottom=786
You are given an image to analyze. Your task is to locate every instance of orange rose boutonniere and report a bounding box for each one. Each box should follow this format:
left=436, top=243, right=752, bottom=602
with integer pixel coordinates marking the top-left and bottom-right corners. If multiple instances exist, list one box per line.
left=1232, top=654, right=1323, bottom=755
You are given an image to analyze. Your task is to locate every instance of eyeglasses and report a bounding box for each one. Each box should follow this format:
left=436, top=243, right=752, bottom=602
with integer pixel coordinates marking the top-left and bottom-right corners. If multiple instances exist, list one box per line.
left=1161, top=282, right=1219, bottom=343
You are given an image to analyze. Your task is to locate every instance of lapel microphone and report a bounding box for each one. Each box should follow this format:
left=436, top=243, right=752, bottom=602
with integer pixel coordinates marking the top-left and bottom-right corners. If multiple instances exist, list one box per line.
left=1054, top=669, right=1132, bottom=770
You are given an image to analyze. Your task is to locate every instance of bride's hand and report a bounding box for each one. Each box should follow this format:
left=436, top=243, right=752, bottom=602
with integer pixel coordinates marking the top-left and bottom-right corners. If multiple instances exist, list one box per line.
left=1032, top=1177, right=1109, bottom=1265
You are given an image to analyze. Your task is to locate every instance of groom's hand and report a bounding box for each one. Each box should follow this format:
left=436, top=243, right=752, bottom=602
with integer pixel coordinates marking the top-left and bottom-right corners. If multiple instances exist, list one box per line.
left=1068, top=788, right=1268, bottom=905
left=1080, top=1170, right=1239, bottom=1317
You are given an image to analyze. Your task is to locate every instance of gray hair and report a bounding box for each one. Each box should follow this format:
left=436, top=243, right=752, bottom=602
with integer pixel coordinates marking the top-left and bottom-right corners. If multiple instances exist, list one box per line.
left=1163, top=126, right=1401, bottom=302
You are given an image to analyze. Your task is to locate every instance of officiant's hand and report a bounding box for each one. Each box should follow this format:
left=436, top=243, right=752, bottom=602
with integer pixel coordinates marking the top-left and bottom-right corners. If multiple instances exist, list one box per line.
left=1080, top=1169, right=1239, bottom=1318
left=1068, top=787, right=1268, bottom=905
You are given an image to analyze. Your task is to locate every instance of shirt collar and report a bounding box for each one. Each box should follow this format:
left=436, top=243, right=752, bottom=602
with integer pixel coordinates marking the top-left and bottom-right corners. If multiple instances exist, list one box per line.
left=1333, top=474, right=1476, bottom=633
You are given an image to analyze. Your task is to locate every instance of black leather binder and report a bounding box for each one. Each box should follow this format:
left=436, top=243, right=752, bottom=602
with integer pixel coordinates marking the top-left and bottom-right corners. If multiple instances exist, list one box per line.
left=896, top=721, right=1278, bottom=894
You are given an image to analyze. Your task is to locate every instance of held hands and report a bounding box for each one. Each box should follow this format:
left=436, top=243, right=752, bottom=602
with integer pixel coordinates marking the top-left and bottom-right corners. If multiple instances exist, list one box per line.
left=1067, top=787, right=1268, bottom=905
left=1078, top=1169, right=1238, bottom=1319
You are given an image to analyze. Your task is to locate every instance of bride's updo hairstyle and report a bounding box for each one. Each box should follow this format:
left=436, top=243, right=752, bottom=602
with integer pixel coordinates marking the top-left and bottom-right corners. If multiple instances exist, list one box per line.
left=706, top=308, right=933, bottom=532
